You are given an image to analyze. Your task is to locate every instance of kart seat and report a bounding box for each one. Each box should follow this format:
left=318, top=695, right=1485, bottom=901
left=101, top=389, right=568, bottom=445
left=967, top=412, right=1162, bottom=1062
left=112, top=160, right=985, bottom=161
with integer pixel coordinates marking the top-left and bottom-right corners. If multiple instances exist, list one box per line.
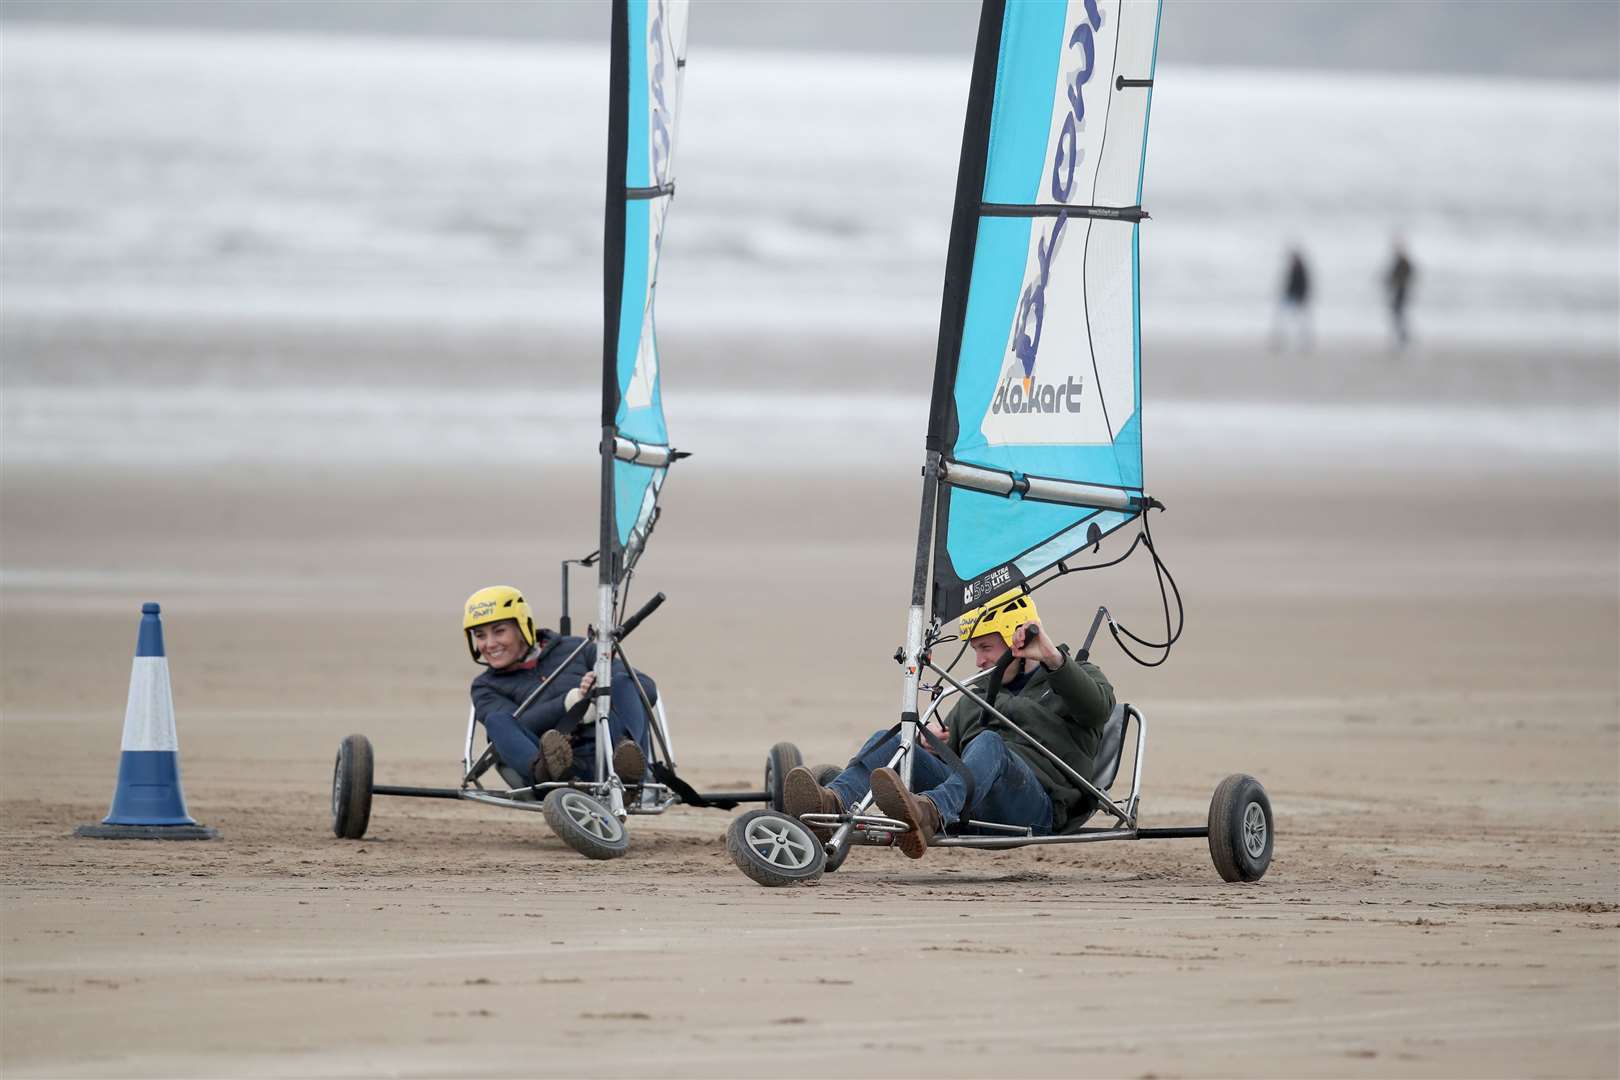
left=1060, top=704, right=1128, bottom=833
left=1089, top=704, right=1128, bottom=791
left=495, top=764, right=539, bottom=802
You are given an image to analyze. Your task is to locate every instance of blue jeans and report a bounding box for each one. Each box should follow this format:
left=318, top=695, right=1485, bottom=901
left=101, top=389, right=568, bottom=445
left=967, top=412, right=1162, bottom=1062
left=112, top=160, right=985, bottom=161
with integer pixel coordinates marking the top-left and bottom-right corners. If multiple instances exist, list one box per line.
left=569, top=672, right=654, bottom=776
left=484, top=673, right=654, bottom=781
left=828, top=727, right=1053, bottom=834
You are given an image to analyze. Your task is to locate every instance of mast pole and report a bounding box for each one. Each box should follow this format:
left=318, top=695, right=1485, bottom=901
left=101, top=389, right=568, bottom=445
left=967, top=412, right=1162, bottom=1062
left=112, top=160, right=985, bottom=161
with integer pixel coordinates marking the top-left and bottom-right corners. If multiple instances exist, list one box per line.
left=595, top=0, right=631, bottom=819
left=898, top=450, right=942, bottom=789
left=900, top=0, right=1005, bottom=790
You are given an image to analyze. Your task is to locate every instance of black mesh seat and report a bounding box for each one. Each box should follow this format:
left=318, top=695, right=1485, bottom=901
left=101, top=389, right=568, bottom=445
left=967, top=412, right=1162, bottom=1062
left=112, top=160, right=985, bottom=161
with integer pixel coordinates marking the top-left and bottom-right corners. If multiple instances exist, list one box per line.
left=1060, top=704, right=1128, bottom=832
left=1090, top=704, right=1128, bottom=790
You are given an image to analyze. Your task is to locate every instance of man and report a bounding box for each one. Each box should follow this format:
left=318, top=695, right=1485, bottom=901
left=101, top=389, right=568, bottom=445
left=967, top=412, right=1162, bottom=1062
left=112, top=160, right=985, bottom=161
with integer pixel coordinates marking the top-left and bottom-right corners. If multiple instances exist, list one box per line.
left=782, top=591, right=1115, bottom=858
left=463, top=585, right=653, bottom=787
left=1385, top=238, right=1416, bottom=349
left=1270, top=246, right=1312, bottom=353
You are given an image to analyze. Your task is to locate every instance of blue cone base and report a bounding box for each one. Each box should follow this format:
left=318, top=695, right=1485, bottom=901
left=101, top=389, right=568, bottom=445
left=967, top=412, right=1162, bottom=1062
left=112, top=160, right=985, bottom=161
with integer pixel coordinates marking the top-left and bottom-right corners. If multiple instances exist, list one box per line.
left=103, top=750, right=197, bottom=826
left=75, top=823, right=217, bottom=841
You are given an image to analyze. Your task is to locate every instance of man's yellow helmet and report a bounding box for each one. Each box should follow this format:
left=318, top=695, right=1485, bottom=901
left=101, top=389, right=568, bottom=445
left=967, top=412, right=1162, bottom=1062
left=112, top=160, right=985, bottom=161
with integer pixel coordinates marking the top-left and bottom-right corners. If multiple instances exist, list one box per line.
left=958, top=590, right=1040, bottom=649
left=462, top=585, right=537, bottom=663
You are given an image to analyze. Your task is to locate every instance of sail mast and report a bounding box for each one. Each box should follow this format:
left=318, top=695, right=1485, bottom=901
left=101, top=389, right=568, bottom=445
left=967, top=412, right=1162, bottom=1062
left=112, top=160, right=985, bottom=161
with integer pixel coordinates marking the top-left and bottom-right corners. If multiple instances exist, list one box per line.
left=601, top=0, right=631, bottom=596
left=896, top=2, right=1008, bottom=761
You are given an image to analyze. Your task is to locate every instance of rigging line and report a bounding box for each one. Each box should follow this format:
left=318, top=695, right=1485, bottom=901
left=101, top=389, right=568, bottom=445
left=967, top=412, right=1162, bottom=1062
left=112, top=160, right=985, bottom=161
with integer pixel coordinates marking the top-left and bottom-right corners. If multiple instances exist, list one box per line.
left=1105, top=512, right=1185, bottom=667
left=1082, top=17, right=1129, bottom=454
left=616, top=567, right=635, bottom=626
left=938, top=524, right=1153, bottom=675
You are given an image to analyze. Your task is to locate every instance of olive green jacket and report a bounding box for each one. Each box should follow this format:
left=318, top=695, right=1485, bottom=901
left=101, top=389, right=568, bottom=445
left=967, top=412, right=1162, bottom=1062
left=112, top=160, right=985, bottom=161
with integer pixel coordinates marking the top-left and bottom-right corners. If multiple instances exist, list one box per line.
left=944, top=649, right=1116, bottom=831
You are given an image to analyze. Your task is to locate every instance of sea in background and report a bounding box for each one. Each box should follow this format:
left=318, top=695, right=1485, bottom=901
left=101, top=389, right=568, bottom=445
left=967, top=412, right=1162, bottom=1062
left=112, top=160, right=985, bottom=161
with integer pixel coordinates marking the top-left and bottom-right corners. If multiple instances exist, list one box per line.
left=2, top=25, right=1616, bottom=472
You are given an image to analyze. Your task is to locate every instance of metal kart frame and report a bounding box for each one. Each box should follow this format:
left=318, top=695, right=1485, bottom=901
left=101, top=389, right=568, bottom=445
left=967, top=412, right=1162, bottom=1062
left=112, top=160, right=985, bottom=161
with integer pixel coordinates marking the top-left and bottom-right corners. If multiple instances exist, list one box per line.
left=365, top=562, right=772, bottom=821
left=724, top=460, right=1272, bottom=885
left=801, top=661, right=1202, bottom=855
left=372, top=653, right=767, bottom=817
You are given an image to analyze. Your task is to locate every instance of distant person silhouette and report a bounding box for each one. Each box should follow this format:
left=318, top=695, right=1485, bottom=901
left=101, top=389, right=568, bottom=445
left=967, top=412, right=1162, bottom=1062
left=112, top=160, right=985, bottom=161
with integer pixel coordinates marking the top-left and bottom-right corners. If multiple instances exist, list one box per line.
left=1270, top=247, right=1312, bottom=353
left=1384, top=239, right=1416, bottom=349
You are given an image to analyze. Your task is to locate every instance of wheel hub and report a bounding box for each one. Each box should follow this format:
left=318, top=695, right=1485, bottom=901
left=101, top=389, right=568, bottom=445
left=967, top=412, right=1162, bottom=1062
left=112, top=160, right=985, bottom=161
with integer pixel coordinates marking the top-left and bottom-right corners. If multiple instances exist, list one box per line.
left=746, top=817, right=812, bottom=869
left=1241, top=800, right=1267, bottom=858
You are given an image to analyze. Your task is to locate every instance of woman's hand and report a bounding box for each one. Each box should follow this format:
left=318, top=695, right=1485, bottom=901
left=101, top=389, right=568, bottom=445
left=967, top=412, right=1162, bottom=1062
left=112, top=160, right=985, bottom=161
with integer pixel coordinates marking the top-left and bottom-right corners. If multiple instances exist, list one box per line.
left=578, top=671, right=597, bottom=694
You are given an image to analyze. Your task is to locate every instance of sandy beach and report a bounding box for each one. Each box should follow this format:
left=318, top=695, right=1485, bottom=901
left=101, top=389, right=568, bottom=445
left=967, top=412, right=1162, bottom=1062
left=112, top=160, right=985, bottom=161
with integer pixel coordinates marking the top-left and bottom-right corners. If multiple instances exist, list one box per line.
left=3, top=313, right=1617, bottom=1077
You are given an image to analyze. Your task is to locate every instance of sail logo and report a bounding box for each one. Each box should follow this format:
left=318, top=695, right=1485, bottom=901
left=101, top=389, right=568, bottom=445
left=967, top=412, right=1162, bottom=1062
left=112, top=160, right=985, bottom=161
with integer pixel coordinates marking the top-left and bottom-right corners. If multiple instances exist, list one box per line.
left=648, top=0, right=673, bottom=187
left=991, top=374, right=1085, bottom=414
left=963, top=566, right=1013, bottom=607
left=626, top=0, right=677, bottom=414
left=1003, top=0, right=1105, bottom=393
left=980, top=0, right=1110, bottom=449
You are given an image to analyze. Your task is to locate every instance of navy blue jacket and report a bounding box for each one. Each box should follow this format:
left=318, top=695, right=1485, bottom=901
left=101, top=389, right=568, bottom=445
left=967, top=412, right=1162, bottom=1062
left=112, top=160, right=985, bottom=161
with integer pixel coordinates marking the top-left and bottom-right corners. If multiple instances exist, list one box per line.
left=469, top=631, right=656, bottom=739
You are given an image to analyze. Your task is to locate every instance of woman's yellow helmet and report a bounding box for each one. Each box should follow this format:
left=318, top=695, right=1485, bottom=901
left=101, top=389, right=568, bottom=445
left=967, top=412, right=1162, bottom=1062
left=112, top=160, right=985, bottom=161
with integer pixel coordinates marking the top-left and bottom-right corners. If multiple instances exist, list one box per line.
left=462, top=585, right=538, bottom=663
left=958, top=590, right=1040, bottom=648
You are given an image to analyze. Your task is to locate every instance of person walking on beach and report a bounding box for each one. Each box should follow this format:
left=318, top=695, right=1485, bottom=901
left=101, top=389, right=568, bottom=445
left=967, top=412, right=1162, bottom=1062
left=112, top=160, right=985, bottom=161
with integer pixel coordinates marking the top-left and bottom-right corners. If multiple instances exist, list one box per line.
left=463, top=585, right=653, bottom=787
left=1384, top=238, right=1416, bottom=350
left=1270, top=246, right=1312, bottom=353
left=780, top=591, right=1115, bottom=858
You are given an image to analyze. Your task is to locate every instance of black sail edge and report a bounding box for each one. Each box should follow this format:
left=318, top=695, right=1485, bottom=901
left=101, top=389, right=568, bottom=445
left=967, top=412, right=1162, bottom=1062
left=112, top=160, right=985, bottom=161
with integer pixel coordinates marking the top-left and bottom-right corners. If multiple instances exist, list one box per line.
left=916, top=0, right=1007, bottom=621
left=600, top=0, right=631, bottom=585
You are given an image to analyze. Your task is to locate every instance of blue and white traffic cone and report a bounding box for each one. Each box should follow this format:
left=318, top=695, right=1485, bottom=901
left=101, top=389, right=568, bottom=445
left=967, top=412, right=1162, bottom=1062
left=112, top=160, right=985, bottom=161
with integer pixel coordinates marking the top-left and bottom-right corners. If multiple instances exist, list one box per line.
left=76, top=603, right=217, bottom=840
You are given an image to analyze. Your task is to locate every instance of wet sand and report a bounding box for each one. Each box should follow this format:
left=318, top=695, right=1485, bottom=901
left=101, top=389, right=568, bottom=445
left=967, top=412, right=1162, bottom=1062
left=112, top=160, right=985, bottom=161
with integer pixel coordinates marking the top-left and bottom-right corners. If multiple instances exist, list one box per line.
left=3, top=398, right=1617, bottom=1078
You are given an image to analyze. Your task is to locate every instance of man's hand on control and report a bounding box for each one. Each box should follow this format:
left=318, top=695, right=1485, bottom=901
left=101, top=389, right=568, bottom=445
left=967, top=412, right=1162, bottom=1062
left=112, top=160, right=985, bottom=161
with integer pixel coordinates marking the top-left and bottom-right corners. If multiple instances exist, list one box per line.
left=1011, top=620, right=1063, bottom=669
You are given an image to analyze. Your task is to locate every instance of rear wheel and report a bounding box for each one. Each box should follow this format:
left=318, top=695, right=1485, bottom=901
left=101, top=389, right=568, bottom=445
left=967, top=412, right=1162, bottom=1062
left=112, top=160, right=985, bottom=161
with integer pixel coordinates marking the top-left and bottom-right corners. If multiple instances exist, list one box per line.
left=727, top=809, right=825, bottom=887
left=542, top=789, right=629, bottom=860
left=331, top=735, right=373, bottom=840
left=764, top=742, right=804, bottom=812
left=1208, top=774, right=1272, bottom=882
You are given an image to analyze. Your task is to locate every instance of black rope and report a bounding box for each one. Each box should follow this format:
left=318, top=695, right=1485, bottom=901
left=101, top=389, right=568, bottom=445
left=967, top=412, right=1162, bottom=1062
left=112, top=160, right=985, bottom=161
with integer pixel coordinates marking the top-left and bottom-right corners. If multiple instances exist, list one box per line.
left=616, top=568, right=635, bottom=626
left=982, top=509, right=1184, bottom=669
left=1103, top=513, right=1185, bottom=667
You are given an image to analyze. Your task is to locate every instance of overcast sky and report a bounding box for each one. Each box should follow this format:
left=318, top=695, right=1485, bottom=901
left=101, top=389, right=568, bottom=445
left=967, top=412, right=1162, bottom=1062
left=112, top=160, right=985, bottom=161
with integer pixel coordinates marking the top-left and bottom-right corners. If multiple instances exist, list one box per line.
left=3, top=0, right=1617, bottom=80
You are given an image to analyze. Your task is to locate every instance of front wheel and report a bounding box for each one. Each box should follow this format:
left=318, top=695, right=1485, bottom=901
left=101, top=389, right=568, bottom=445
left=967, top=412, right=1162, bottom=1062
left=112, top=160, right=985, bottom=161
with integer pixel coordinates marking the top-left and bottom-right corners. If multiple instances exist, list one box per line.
left=542, top=789, right=629, bottom=860
left=764, top=742, right=804, bottom=813
left=331, top=734, right=374, bottom=840
left=727, top=810, right=825, bottom=887
left=1208, top=774, right=1273, bottom=882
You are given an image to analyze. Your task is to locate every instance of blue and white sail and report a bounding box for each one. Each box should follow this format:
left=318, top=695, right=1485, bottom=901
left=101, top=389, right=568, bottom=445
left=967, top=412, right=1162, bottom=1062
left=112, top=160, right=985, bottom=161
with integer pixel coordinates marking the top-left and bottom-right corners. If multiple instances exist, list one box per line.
left=602, top=0, right=688, bottom=580
left=925, top=0, right=1162, bottom=621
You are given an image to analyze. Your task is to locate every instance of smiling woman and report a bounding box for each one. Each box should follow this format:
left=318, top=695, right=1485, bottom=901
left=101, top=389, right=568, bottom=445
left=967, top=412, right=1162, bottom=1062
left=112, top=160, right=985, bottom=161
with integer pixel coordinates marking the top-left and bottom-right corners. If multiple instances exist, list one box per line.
left=461, top=583, right=652, bottom=791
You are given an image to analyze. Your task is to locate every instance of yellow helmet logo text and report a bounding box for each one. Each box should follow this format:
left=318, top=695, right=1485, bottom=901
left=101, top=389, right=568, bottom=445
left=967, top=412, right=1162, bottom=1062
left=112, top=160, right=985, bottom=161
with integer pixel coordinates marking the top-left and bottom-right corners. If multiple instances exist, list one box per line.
left=462, top=585, right=538, bottom=664
left=958, top=589, right=1040, bottom=649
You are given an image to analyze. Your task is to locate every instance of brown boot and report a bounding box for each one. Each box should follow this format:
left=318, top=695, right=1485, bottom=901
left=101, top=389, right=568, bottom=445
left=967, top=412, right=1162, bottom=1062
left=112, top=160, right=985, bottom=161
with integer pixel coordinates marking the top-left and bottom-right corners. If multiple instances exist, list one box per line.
left=782, top=766, right=842, bottom=839
left=612, top=739, right=646, bottom=785
left=870, top=767, right=942, bottom=859
left=532, top=729, right=574, bottom=784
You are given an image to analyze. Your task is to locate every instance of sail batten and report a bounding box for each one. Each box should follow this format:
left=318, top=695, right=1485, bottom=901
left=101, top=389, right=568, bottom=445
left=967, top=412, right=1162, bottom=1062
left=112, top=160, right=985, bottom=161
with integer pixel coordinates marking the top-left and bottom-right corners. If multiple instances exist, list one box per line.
left=923, top=0, right=1163, bottom=621
left=601, top=0, right=688, bottom=583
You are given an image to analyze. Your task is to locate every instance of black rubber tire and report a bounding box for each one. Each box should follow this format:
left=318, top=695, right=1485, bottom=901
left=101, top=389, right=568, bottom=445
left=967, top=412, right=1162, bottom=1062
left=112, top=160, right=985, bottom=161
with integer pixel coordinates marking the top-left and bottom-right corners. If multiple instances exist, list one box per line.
left=811, top=763, right=842, bottom=787
left=764, top=741, right=804, bottom=813
left=727, top=809, right=826, bottom=887
left=542, top=788, right=629, bottom=860
left=1208, top=773, right=1273, bottom=882
left=331, top=734, right=374, bottom=840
